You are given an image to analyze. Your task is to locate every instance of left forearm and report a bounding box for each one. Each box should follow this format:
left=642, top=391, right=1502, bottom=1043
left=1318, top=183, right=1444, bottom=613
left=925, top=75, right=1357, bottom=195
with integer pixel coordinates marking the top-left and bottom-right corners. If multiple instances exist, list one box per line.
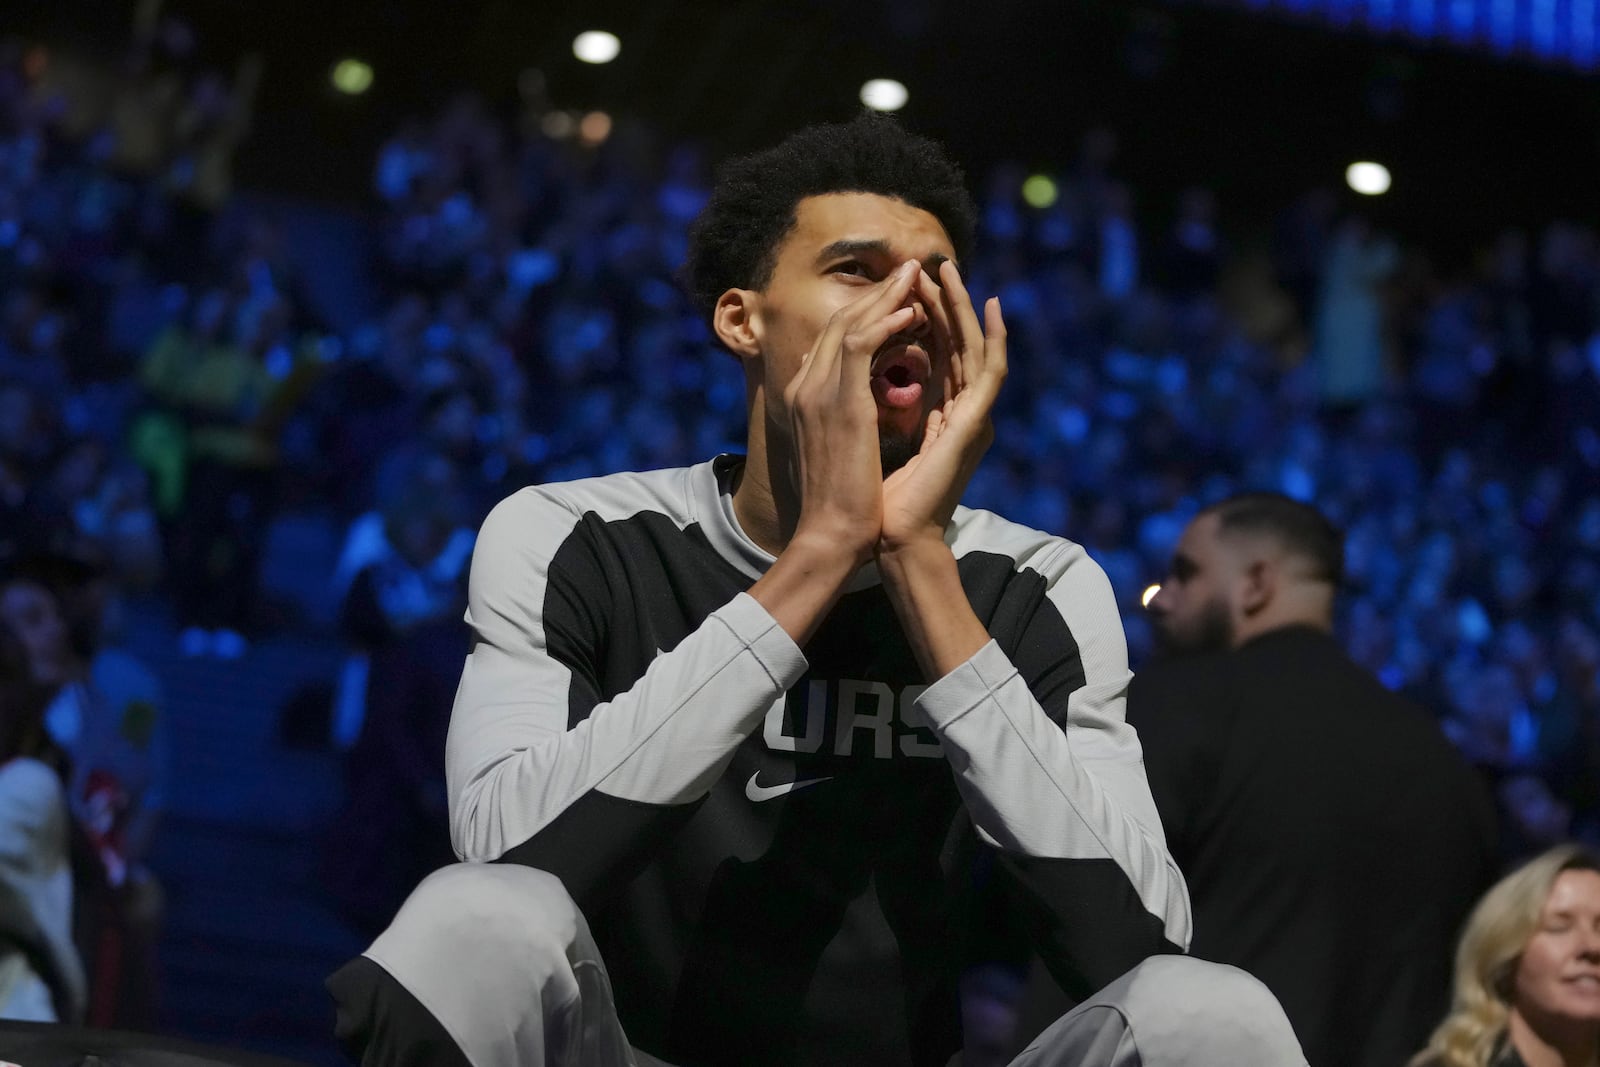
left=876, top=537, right=989, bottom=680
left=917, top=646, right=1193, bottom=961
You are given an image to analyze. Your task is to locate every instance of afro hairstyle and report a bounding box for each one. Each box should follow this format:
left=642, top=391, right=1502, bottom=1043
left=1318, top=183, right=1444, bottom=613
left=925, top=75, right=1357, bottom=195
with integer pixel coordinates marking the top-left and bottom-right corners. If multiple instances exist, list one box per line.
left=680, top=112, right=977, bottom=325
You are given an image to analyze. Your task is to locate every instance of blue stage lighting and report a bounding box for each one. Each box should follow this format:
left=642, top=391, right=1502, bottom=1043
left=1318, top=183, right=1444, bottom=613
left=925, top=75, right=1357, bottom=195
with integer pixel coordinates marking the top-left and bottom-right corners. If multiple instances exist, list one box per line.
left=1206, top=0, right=1599, bottom=68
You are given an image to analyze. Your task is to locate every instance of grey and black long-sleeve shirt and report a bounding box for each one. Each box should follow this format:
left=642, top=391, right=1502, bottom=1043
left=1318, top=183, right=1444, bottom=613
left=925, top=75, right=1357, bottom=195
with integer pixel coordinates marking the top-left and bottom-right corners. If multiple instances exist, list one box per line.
left=444, top=455, right=1190, bottom=1066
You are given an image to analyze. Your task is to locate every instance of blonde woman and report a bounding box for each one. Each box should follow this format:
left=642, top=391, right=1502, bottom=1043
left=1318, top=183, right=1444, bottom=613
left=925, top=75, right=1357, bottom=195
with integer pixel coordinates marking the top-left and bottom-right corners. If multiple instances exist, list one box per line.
left=1413, top=844, right=1600, bottom=1067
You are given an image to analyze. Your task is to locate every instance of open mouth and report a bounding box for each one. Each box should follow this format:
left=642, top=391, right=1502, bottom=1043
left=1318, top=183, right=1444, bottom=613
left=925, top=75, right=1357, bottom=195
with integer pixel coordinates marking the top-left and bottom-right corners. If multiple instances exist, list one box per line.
left=870, top=340, right=931, bottom=410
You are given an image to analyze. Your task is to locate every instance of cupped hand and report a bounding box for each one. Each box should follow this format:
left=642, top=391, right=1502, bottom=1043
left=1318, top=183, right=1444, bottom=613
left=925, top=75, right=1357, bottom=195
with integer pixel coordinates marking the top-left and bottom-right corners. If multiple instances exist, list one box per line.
left=879, top=259, right=1007, bottom=554
left=785, top=258, right=929, bottom=563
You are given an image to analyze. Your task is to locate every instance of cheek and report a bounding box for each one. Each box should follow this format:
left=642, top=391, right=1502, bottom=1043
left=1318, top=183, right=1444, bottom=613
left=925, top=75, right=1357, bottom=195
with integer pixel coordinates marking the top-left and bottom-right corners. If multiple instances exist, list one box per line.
left=1168, top=582, right=1205, bottom=613
left=1149, top=586, right=1184, bottom=618
left=1515, top=943, right=1565, bottom=1008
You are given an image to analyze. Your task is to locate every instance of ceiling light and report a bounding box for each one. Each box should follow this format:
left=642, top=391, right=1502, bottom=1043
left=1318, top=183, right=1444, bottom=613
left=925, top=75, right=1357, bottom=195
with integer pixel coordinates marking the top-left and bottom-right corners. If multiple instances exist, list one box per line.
left=860, top=78, right=908, bottom=112
left=573, top=31, right=621, bottom=64
left=1345, top=161, right=1392, bottom=196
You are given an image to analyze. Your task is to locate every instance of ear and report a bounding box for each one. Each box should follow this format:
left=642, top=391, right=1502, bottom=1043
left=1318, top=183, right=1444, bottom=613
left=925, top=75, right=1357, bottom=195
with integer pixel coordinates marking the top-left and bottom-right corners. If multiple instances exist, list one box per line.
left=712, top=288, right=763, bottom=359
left=1239, top=557, right=1276, bottom=617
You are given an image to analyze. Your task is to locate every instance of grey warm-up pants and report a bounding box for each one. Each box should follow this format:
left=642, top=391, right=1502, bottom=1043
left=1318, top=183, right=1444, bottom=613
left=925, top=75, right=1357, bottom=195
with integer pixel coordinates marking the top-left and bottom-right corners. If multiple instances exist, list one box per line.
left=328, top=864, right=1308, bottom=1067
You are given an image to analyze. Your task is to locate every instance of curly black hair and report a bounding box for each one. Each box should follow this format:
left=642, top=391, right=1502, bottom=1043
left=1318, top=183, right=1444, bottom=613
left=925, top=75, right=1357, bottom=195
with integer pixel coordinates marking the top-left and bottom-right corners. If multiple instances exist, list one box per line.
left=681, top=113, right=977, bottom=323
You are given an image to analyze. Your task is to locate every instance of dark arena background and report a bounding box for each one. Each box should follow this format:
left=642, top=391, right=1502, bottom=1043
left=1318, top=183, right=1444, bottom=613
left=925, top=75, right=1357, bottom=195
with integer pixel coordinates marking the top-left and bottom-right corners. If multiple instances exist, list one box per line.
left=0, top=0, right=1597, bottom=1062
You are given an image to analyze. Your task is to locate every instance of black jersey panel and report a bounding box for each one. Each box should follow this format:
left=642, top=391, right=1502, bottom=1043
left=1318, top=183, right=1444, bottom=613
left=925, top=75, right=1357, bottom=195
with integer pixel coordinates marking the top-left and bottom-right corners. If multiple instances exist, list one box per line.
left=1000, top=852, right=1182, bottom=1001
left=495, top=789, right=704, bottom=913
left=955, top=550, right=1087, bottom=731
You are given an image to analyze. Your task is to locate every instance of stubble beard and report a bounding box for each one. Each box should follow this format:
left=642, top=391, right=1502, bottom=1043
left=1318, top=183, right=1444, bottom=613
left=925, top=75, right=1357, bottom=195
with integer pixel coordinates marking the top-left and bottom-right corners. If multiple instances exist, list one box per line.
left=879, top=428, right=920, bottom=477
left=1155, top=596, right=1235, bottom=658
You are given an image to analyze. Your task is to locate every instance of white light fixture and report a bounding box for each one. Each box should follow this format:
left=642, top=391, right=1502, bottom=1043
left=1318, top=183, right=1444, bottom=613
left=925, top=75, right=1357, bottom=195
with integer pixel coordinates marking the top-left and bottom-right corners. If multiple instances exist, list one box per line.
left=573, top=31, right=621, bottom=64
left=860, top=78, right=909, bottom=112
left=331, top=58, right=373, bottom=95
left=1142, top=584, right=1162, bottom=609
left=1345, top=161, right=1392, bottom=196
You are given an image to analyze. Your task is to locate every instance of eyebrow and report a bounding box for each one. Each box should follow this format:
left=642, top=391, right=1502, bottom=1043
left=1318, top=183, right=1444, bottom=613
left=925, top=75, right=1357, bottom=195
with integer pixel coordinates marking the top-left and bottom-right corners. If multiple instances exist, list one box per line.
left=815, top=239, right=894, bottom=265
left=814, top=239, right=960, bottom=275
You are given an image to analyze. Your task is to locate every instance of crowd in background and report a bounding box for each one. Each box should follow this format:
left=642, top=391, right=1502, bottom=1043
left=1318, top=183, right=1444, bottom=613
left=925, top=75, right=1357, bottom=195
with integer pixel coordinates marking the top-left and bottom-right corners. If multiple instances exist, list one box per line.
left=2, top=20, right=1600, bottom=1022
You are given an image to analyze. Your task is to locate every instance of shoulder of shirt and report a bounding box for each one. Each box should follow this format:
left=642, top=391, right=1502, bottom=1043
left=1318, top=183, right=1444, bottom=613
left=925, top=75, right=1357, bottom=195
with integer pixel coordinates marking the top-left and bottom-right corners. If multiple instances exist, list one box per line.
left=482, top=461, right=711, bottom=533
left=947, top=504, right=1091, bottom=577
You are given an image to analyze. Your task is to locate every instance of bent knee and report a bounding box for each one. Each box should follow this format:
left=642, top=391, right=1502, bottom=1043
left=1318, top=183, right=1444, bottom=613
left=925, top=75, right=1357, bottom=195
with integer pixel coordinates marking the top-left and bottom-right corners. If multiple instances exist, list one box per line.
left=374, top=862, right=583, bottom=965
left=1126, top=955, right=1277, bottom=1007
left=1120, top=956, right=1305, bottom=1065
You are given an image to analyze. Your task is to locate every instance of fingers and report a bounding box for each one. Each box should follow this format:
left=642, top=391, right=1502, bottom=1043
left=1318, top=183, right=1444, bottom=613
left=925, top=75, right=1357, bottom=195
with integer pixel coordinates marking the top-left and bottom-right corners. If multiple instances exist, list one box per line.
left=826, top=259, right=924, bottom=373
left=983, top=296, right=1008, bottom=387
left=938, top=260, right=1006, bottom=400
left=937, top=258, right=984, bottom=354
left=909, top=266, right=958, bottom=393
left=911, top=266, right=952, bottom=341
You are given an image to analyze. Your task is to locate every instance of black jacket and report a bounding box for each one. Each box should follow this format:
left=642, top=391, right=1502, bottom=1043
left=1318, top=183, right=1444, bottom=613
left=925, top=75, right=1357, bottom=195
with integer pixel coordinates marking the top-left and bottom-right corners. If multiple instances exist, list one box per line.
left=1127, top=626, right=1498, bottom=1067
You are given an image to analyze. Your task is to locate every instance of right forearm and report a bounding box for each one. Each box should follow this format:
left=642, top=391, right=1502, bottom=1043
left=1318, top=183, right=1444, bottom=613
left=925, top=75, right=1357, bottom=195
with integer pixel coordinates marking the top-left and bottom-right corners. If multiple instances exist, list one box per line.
left=747, top=529, right=865, bottom=647
left=449, top=593, right=808, bottom=863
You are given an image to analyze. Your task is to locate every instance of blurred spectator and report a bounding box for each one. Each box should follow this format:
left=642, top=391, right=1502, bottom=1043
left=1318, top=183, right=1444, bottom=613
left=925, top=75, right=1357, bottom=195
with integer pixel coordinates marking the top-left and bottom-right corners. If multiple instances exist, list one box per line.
left=1273, top=186, right=1339, bottom=319
left=320, top=459, right=470, bottom=934
left=325, top=453, right=472, bottom=750
left=138, top=288, right=316, bottom=654
left=0, top=617, right=84, bottom=1022
left=1130, top=493, right=1497, bottom=1067
left=0, top=559, right=166, bottom=1027
left=1410, top=844, right=1600, bottom=1067
left=1312, top=214, right=1400, bottom=410
left=1094, top=183, right=1141, bottom=304
left=1160, top=186, right=1223, bottom=303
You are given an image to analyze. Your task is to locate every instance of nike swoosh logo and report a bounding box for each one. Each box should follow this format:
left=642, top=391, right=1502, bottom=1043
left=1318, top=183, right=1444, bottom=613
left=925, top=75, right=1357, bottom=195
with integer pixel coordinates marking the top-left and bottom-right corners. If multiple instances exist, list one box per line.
left=745, top=772, right=833, bottom=803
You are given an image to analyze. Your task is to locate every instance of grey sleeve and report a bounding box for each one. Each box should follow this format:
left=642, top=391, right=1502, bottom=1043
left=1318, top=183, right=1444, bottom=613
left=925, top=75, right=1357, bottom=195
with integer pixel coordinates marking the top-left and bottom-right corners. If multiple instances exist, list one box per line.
left=445, top=489, right=808, bottom=864
left=916, top=542, right=1191, bottom=992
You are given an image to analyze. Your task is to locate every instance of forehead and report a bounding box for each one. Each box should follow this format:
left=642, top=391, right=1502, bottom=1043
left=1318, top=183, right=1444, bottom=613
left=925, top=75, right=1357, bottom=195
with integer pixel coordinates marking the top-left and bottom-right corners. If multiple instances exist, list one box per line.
left=1545, top=869, right=1600, bottom=912
left=778, top=193, right=955, bottom=266
left=1176, top=513, right=1226, bottom=559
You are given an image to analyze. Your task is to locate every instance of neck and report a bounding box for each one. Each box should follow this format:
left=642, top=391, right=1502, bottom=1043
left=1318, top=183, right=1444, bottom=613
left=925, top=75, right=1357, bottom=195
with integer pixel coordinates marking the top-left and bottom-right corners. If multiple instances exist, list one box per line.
left=1232, top=586, right=1334, bottom=648
left=1232, top=613, right=1331, bottom=647
left=730, top=417, right=798, bottom=558
left=1509, top=1008, right=1600, bottom=1067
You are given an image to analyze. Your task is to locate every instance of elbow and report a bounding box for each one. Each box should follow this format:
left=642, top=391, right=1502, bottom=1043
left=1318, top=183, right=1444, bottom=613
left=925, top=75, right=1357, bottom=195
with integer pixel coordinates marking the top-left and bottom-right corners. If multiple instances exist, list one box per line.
left=448, top=764, right=517, bottom=862
left=1160, top=855, right=1195, bottom=952
left=447, top=743, right=565, bottom=863
left=448, top=782, right=490, bottom=862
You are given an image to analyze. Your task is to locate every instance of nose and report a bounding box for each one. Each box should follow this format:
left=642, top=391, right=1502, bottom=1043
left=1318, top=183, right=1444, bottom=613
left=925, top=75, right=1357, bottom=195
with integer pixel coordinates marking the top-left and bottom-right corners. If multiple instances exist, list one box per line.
left=893, top=283, right=932, bottom=339
left=905, top=301, right=933, bottom=340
